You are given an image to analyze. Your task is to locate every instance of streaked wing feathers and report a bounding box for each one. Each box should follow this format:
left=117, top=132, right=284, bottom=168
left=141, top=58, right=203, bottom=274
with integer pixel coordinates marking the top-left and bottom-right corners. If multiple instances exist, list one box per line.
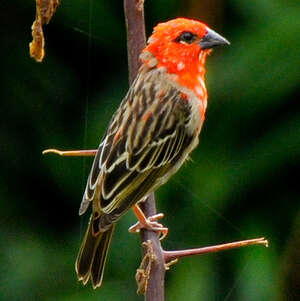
left=79, top=69, right=193, bottom=224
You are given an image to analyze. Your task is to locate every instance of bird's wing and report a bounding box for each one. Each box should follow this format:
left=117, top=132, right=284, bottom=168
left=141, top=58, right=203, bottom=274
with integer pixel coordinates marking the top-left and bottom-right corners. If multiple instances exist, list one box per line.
left=79, top=72, right=194, bottom=220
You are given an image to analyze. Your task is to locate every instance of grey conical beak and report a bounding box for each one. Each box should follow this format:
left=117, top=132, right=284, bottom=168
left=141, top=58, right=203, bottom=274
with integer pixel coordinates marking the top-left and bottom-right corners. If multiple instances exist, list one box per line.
left=199, top=28, right=230, bottom=49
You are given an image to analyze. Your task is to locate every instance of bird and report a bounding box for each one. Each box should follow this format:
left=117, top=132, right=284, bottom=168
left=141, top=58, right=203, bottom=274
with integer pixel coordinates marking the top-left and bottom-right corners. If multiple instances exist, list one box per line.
left=75, top=17, right=229, bottom=289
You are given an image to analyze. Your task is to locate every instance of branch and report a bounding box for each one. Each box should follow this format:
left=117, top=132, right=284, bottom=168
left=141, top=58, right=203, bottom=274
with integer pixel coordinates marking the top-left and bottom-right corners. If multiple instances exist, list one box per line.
left=42, top=148, right=97, bottom=156
left=124, top=0, right=146, bottom=82
left=139, top=194, right=166, bottom=300
left=124, top=1, right=165, bottom=300
left=164, top=237, right=269, bottom=262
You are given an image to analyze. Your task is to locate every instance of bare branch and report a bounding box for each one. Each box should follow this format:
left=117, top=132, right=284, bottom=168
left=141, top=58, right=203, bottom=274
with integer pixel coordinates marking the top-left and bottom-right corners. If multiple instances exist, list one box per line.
left=124, top=2, right=165, bottom=300
left=42, top=148, right=97, bottom=156
left=124, top=0, right=146, bottom=83
left=164, top=237, right=269, bottom=263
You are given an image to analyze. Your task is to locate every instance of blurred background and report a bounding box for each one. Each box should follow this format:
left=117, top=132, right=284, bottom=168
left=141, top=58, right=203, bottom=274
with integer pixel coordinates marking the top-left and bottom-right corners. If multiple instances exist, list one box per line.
left=1, top=0, right=299, bottom=300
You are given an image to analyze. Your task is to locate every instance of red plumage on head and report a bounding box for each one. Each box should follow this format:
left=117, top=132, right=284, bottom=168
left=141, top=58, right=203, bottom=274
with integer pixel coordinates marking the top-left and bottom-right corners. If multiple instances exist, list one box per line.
left=144, top=18, right=209, bottom=73
left=142, top=18, right=211, bottom=111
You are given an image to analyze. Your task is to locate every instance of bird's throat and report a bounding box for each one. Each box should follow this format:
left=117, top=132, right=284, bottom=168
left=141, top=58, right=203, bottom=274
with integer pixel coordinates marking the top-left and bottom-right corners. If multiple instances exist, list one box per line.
left=141, top=49, right=209, bottom=118
left=176, top=60, right=208, bottom=119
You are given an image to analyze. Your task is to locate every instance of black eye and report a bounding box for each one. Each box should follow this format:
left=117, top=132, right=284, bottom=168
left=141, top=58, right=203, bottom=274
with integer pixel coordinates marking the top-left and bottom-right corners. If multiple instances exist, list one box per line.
left=175, top=31, right=197, bottom=44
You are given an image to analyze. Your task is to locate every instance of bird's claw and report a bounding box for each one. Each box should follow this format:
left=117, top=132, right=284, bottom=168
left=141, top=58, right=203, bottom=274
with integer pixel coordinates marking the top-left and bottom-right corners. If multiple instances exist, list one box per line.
left=129, top=213, right=168, bottom=240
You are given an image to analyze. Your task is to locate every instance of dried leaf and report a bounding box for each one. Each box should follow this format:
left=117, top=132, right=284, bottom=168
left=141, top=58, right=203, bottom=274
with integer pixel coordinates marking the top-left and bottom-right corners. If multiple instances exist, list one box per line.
left=29, top=0, right=60, bottom=62
left=29, top=19, right=45, bottom=62
left=135, top=240, right=156, bottom=295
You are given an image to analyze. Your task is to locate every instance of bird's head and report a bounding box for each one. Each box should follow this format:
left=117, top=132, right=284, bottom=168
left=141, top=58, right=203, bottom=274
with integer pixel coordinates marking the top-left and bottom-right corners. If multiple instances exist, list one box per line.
left=141, top=18, right=229, bottom=88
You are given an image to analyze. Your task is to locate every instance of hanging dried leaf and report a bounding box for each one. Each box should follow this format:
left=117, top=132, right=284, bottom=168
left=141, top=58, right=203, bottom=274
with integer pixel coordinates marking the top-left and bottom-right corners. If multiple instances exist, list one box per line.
left=29, top=0, right=60, bottom=62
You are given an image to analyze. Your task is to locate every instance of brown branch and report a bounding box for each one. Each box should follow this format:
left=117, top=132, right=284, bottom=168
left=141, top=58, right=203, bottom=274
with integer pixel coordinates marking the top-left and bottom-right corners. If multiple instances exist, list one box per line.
left=124, top=0, right=146, bottom=83
left=124, top=1, right=165, bottom=300
left=42, top=148, right=97, bottom=156
left=164, top=237, right=269, bottom=263
left=139, top=194, right=166, bottom=300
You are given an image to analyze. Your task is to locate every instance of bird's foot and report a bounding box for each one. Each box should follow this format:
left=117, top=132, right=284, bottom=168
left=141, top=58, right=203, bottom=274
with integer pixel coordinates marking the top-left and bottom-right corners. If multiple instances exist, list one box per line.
left=129, top=205, right=168, bottom=240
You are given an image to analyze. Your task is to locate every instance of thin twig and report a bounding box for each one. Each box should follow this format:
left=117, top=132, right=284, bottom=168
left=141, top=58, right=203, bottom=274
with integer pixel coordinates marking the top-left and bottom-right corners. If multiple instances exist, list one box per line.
left=42, top=148, right=97, bottom=156
left=164, top=237, right=269, bottom=262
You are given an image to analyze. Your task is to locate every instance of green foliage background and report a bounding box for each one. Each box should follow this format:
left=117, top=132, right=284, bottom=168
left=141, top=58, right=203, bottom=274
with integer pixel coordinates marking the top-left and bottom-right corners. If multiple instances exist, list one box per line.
left=1, top=0, right=299, bottom=300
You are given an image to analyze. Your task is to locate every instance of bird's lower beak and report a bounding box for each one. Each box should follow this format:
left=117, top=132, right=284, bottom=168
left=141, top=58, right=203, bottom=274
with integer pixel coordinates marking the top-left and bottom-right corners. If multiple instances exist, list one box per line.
left=199, top=28, right=230, bottom=49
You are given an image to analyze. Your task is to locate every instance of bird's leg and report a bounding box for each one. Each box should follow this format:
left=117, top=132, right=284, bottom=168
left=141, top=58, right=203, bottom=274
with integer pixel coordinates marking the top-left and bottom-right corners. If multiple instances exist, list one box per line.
left=129, top=204, right=168, bottom=240
left=42, top=148, right=97, bottom=156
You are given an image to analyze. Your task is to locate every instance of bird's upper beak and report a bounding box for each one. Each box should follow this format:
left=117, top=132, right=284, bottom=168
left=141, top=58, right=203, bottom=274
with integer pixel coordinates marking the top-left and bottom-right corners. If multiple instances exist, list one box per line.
left=199, top=28, right=230, bottom=49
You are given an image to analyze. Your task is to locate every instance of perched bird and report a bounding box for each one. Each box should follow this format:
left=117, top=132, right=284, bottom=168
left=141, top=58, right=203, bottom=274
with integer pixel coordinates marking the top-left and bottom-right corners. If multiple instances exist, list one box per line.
left=75, top=17, right=229, bottom=289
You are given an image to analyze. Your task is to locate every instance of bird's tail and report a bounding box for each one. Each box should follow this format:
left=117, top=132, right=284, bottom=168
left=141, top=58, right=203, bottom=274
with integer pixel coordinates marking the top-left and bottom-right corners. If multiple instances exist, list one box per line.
left=75, top=212, right=116, bottom=289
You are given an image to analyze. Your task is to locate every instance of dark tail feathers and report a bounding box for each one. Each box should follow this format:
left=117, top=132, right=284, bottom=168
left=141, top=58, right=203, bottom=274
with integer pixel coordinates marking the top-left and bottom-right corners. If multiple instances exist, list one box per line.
left=75, top=213, right=115, bottom=289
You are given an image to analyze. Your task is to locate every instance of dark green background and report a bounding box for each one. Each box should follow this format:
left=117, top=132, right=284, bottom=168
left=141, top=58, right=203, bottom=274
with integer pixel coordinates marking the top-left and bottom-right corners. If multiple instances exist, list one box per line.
left=1, top=0, right=299, bottom=300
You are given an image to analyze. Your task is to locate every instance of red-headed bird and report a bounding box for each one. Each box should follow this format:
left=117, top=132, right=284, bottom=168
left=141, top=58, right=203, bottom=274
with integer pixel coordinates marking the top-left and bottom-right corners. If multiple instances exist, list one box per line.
left=76, top=18, right=229, bottom=288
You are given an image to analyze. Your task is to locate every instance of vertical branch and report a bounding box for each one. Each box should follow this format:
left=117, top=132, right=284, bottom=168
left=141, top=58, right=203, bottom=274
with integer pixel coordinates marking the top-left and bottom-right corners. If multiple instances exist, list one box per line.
left=139, top=194, right=166, bottom=301
left=124, top=0, right=146, bottom=83
left=124, top=1, right=165, bottom=301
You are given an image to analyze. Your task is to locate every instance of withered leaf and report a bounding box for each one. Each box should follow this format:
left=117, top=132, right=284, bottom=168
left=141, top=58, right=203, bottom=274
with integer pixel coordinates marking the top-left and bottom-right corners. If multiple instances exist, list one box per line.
left=29, top=0, right=60, bottom=62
